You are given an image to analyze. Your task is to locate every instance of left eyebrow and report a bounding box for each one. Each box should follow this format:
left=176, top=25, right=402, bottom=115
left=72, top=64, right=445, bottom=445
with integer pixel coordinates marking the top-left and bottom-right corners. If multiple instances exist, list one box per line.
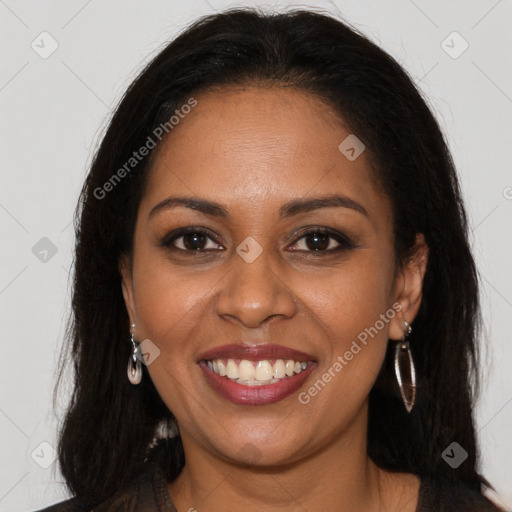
left=279, top=194, right=369, bottom=219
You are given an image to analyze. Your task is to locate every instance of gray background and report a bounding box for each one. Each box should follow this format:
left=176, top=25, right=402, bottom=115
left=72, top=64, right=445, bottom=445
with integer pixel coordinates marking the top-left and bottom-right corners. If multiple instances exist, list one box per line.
left=1, top=0, right=511, bottom=510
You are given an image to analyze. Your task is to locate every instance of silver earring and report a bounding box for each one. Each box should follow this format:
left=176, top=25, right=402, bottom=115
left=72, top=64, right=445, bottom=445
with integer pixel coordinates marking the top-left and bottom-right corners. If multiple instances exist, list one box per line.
left=394, top=320, right=416, bottom=413
left=127, top=324, right=142, bottom=385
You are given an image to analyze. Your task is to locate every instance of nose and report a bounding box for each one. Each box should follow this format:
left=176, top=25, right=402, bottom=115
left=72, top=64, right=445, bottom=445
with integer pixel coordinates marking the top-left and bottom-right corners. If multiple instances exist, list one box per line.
left=215, top=249, right=298, bottom=329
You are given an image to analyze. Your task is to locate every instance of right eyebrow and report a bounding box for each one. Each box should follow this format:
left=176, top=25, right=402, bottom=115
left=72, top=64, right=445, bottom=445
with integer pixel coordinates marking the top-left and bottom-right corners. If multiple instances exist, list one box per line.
left=148, top=196, right=229, bottom=220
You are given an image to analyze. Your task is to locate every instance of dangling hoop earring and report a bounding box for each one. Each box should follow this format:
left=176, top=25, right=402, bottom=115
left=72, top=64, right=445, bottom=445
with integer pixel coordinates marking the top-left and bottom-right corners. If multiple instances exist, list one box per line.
left=127, top=323, right=142, bottom=385
left=394, top=319, right=416, bottom=413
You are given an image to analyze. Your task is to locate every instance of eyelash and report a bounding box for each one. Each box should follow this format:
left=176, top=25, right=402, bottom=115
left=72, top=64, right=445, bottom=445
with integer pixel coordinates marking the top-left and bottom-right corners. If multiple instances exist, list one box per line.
left=160, top=226, right=356, bottom=255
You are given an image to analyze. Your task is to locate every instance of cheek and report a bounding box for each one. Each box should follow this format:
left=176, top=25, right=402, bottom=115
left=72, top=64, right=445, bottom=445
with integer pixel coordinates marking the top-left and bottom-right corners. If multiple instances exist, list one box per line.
left=296, top=252, right=395, bottom=403
left=132, top=258, right=212, bottom=349
left=133, top=242, right=215, bottom=354
left=302, top=251, right=395, bottom=341
left=130, top=256, right=219, bottom=418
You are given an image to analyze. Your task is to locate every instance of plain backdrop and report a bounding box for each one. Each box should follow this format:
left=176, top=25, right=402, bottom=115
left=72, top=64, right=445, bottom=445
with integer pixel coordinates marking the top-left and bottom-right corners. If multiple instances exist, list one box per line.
left=1, top=1, right=511, bottom=510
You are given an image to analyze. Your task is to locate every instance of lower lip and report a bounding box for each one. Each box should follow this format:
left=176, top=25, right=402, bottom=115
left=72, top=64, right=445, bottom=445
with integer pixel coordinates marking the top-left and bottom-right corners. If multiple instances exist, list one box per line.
left=199, top=360, right=316, bottom=406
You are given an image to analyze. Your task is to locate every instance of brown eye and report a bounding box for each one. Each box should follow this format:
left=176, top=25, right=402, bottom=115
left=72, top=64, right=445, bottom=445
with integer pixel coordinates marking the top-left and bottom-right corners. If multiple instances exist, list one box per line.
left=303, top=232, right=331, bottom=251
left=162, top=228, right=224, bottom=252
left=182, top=232, right=208, bottom=250
left=288, top=228, right=356, bottom=253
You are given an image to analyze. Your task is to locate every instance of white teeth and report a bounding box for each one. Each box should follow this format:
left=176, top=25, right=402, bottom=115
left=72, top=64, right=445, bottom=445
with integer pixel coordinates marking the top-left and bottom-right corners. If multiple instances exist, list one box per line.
left=255, top=360, right=273, bottom=381
left=273, top=359, right=286, bottom=379
left=238, top=359, right=255, bottom=381
left=226, top=360, right=239, bottom=379
left=207, top=358, right=310, bottom=384
left=236, top=379, right=271, bottom=386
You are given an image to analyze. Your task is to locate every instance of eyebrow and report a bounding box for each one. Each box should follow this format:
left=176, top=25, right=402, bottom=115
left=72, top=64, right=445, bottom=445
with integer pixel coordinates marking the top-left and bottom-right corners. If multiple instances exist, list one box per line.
left=279, top=194, right=369, bottom=219
left=148, top=194, right=369, bottom=219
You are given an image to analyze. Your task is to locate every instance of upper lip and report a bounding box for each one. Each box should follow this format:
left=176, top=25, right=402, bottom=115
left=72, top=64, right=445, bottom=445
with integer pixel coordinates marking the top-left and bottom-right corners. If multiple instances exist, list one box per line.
left=197, top=343, right=316, bottom=362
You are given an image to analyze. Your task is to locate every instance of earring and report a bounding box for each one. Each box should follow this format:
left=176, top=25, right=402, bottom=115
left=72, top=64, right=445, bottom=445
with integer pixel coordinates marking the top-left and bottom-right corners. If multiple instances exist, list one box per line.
left=394, top=320, right=416, bottom=413
left=127, top=323, right=142, bottom=385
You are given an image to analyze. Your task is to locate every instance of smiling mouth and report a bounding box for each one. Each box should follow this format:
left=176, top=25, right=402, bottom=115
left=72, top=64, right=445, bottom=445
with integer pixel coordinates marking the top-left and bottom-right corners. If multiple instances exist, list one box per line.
left=204, top=358, right=311, bottom=386
left=197, top=343, right=317, bottom=405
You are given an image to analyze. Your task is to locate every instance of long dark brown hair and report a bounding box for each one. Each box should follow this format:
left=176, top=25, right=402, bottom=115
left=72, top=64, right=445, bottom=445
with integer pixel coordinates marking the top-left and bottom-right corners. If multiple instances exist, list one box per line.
left=55, top=7, right=489, bottom=506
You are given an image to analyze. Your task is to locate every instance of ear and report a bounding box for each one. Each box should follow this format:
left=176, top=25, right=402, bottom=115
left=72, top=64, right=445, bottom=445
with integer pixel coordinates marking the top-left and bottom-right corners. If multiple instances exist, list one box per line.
left=389, top=234, right=429, bottom=340
left=119, top=253, right=137, bottom=326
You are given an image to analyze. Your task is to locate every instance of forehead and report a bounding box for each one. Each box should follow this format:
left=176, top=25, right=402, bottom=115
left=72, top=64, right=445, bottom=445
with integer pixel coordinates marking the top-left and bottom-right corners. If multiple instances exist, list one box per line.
left=141, top=86, right=387, bottom=220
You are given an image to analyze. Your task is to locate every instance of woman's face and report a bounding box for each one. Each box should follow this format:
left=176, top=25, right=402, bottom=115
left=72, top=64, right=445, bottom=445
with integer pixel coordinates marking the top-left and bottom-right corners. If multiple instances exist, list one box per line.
left=121, top=86, right=422, bottom=466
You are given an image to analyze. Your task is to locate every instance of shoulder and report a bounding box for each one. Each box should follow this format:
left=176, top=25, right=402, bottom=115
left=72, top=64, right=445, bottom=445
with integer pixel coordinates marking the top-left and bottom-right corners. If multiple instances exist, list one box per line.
left=31, top=497, right=90, bottom=512
left=418, top=476, right=504, bottom=511
left=32, top=462, right=171, bottom=512
left=31, top=491, right=138, bottom=512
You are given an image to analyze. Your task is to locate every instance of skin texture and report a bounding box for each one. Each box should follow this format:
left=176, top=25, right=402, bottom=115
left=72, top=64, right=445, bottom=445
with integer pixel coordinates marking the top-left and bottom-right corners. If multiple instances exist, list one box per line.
left=120, top=86, right=429, bottom=511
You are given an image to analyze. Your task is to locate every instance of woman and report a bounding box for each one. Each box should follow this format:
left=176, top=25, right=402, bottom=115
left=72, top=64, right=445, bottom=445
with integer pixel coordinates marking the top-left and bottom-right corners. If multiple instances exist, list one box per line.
left=38, top=8, right=502, bottom=512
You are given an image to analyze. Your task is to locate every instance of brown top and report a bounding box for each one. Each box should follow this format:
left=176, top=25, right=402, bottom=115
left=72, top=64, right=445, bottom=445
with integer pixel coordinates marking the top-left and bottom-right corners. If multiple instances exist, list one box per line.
left=34, top=462, right=501, bottom=512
